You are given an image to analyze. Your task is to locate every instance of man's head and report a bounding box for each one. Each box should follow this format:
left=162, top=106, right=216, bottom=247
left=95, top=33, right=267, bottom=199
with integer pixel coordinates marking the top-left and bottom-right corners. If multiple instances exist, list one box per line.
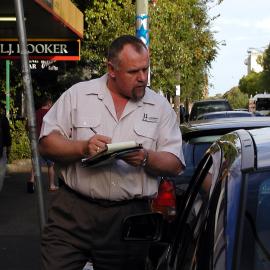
left=40, top=95, right=52, bottom=109
left=107, top=35, right=149, bottom=101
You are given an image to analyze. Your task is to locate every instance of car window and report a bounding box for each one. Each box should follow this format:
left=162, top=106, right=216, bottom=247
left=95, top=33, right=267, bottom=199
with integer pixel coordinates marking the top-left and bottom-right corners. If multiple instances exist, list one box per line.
left=183, top=141, right=212, bottom=169
left=240, top=171, right=270, bottom=270
left=173, top=145, right=222, bottom=269
left=189, top=101, right=231, bottom=121
left=179, top=134, right=239, bottom=270
left=174, top=141, right=214, bottom=186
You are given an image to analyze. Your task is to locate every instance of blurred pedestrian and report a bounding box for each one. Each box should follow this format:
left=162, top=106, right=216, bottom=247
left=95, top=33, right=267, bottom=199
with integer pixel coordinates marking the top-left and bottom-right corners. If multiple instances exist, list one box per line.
left=39, top=35, right=185, bottom=270
left=27, top=96, right=57, bottom=193
left=0, top=108, right=11, bottom=192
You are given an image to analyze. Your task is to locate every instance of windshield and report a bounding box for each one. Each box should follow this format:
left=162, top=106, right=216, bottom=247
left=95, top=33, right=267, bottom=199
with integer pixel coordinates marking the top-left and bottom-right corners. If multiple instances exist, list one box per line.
left=190, top=101, right=231, bottom=121
left=256, top=99, right=270, bottom=111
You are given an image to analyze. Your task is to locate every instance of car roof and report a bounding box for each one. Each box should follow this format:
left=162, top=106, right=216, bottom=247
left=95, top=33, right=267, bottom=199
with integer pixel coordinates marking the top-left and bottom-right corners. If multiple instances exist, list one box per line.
left=181, top=116, right=270, bottom=140
left=197, top=110, right=254, bottom=120
left=192, top=99, right=228, bottom=104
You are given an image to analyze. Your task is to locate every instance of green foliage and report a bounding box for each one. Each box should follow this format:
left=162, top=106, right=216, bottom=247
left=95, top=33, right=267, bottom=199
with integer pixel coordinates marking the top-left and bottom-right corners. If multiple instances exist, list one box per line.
left=0, top=61, right=23, bottom=116
left=149, top=0, right=217, bottom=99
left=83, top=0, right=135, bottom=75
left=263, top=45, right=270, bottom=72
left=238, top=71, right=264, bottom=96
left=1, top=0, right=221, bottom=108
left=223, top=86, right=249, bottom=109
left=9, top=119, right=31, bottom=162
left=80, top=0, right=219, bottom=100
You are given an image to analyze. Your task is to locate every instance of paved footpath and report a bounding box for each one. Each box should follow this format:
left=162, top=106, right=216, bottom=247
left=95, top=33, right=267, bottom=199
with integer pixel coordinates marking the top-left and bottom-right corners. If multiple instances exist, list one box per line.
left=0, top=163, right=57, bottom=270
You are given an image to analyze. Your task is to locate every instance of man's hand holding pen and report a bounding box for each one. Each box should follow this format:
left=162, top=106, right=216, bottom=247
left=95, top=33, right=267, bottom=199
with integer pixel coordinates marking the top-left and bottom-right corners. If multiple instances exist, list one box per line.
left=87, top=127, right=148, bottom=167
left=86, top=128, right=111, bottom=157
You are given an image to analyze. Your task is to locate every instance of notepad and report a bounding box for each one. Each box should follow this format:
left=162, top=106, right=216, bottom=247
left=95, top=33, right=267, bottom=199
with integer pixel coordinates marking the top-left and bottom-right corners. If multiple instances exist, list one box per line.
left=81, top=141, right=142, bottom=167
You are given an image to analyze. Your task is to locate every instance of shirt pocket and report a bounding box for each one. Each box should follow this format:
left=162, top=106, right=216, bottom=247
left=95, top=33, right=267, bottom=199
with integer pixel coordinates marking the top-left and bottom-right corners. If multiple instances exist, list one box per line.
left=134, top=122, right=158, bottom=148
left=72, top=116, right=101, bottom=140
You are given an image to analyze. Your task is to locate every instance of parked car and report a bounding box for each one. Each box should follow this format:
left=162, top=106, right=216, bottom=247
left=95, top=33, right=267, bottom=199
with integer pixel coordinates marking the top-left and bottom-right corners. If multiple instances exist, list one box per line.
left=187, top=99, right=232, bottom=122
left=175, top=117, right=270, bottom=186
left=123, top=127, right=270, bottom=270
left=196, top=110, right=255, bottom=120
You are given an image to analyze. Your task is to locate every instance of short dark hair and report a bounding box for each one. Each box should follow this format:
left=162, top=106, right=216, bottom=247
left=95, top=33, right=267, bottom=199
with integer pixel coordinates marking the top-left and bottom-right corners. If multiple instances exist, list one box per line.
left=107, top=35, right=147, bottom=65
left=40, top=95, right=52, bottom=107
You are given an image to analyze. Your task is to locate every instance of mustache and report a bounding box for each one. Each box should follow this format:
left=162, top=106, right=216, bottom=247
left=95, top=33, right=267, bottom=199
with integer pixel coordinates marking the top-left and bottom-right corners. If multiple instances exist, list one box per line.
left=135, top=84, right=147, bottom=88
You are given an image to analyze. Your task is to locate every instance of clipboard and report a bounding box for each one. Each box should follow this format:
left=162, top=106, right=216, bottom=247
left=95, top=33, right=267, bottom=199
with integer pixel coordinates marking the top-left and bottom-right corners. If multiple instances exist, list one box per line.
left=81, top=141, right=142, bottom=167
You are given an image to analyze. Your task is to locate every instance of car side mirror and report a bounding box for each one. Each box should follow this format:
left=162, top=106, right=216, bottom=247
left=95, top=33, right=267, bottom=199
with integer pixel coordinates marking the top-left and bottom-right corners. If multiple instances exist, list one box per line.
left=122, top=212, right=164, bottom=241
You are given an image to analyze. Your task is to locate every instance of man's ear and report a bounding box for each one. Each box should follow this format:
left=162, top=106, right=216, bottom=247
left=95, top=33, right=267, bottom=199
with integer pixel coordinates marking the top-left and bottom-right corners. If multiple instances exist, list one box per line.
left=107, top=61, right=116, bottom=79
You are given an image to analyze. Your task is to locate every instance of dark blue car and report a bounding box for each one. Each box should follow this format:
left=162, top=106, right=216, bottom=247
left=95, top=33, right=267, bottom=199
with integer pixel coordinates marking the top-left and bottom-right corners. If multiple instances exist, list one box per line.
left=123, top=127, right=270, bottom=270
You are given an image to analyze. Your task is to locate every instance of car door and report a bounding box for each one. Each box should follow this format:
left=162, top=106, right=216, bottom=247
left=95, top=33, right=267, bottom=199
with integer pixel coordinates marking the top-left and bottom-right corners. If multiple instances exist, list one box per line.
left=169, top=134, right=241, bottom=270
left=160, top=142, right=222, bottom=270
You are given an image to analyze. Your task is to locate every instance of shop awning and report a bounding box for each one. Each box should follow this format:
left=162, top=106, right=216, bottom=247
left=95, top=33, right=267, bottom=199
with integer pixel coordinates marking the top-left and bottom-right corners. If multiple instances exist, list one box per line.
left=0, top=0, right=83, bottom=39
left=0, top=0, right=83, bottom=60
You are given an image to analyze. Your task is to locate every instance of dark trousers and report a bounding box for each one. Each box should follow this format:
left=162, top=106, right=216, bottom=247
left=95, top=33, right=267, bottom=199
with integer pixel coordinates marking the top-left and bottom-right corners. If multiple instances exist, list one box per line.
left=41, top=183, right=151, bottom=270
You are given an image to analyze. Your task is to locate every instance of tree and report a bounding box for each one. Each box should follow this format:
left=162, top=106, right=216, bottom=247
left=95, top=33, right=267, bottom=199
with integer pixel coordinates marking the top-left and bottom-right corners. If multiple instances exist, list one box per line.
left=238, top=71, right=264, bottom=97
left=1, top=0, right=222, bottom=117
left=262, top=43, right=270, bottom=72
left=261, top=44, right=270, bottom=91
left=223, top=86, right=249, bottom=109
left=149, top=0, right=218, bottom=100
left=75, top=0, right=220, bottom=100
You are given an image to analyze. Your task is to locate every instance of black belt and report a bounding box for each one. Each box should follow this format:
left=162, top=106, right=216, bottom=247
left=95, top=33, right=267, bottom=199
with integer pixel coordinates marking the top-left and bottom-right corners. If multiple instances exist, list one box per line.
left=58, top=178, right=149, bottom=207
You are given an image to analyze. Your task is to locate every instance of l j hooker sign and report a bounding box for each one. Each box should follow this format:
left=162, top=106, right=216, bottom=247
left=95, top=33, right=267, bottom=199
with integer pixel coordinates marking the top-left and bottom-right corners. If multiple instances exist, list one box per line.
left=0, top=39, right=80, bottom=61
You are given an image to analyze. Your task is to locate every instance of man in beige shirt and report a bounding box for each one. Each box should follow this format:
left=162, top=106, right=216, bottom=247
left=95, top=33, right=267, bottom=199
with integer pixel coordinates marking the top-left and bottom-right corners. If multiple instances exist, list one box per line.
left=39, top=35, right=185, bottom=270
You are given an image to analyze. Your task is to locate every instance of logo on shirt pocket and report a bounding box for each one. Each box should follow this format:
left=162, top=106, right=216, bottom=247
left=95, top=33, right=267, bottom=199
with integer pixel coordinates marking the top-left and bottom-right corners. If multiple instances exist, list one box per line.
left=142, top=113, right=159, bottom=123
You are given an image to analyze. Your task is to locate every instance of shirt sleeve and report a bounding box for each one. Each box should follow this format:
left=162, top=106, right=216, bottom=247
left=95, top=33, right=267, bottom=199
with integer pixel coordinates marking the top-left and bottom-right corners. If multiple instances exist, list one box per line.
left=39, top=90, right=73, bottom=140
left=156, top=98, right=185, bottom=166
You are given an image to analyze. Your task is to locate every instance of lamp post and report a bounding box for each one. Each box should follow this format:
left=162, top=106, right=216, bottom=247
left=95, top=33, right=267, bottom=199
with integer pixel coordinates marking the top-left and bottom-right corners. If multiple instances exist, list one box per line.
left=14, top=0, right=47, bottom=231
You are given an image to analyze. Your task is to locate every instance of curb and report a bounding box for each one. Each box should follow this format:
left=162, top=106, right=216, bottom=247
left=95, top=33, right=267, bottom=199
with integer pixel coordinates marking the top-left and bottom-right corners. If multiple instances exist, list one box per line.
left=7, top=159, right=32, bottom=173
left=7, top=159, right=49, bottom=173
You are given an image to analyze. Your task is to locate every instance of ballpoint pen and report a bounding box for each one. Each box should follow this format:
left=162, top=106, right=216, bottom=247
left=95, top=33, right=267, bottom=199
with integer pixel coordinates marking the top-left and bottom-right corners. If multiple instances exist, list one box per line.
left=90, top=127, right=97, bottom=134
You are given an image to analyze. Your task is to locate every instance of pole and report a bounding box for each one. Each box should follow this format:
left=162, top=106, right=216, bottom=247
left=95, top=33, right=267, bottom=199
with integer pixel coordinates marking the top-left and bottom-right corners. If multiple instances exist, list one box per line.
left=174, top=85, right=180, bottom=125
left=136, top=0, right=150, bottom=84
left=136, top=0, right=149, bottom=47
left=5, top=60, right=10, bottom=119
left=14, top=0, right=47, bottom=231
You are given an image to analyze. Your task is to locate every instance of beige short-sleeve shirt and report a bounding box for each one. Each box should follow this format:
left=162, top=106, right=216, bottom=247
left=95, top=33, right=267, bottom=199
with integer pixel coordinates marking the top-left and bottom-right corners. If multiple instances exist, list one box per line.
left=40, top=74, right=185, bottom=200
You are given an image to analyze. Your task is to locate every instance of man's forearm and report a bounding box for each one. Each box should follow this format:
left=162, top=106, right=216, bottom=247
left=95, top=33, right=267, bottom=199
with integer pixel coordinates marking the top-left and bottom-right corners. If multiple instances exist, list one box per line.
left=38, top=130, right=88, bottom=164
left=145, top=150, right=183, bottom=177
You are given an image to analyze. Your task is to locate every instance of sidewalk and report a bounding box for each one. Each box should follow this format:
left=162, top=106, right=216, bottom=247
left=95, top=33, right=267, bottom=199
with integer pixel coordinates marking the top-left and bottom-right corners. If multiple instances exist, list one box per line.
left=0, top=160, right=57, bottom=270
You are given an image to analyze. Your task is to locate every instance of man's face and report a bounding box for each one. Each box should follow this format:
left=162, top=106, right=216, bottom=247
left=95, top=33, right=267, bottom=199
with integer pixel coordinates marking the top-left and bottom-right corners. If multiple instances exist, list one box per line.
left=108, top=44, right=149, bottom=101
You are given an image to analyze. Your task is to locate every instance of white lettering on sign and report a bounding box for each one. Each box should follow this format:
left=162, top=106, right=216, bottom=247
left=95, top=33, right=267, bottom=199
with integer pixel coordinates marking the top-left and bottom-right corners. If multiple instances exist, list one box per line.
left=0, top=44, right=14, bottom=55
left=27, top=44, right=35, bottom=53
left=30, top=63, right=37, bottom=69
left=0, top=42, right=70, bottom=55
left=29, top=60, right=58, bottom=71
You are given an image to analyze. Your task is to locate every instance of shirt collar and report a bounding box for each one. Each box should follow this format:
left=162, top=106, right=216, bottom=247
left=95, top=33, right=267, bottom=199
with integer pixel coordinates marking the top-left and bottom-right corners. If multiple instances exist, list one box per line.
left=85, top=74, right=108, bottom=99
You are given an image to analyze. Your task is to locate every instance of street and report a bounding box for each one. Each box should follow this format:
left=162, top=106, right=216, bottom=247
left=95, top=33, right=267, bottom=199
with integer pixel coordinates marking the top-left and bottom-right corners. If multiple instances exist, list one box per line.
left=0, top=166, right=56, bottom=270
